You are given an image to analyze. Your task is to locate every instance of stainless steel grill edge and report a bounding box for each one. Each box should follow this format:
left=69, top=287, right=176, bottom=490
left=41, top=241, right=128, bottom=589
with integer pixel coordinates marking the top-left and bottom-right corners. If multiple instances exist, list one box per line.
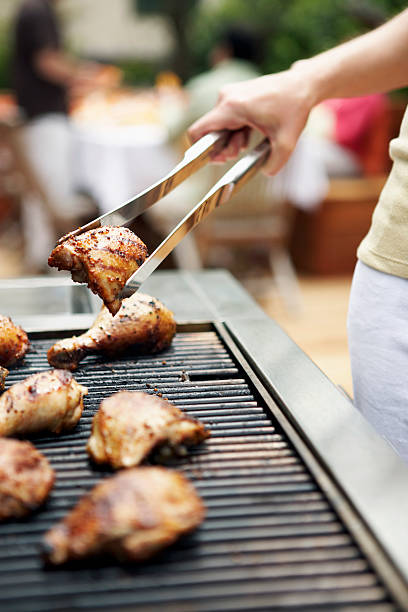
left=0, top=269, right=407, bottom=612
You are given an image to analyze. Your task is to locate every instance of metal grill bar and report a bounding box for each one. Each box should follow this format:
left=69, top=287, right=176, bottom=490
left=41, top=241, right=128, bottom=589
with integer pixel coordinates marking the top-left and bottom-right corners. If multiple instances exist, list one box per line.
left=0, top=330, right=397, bottom=611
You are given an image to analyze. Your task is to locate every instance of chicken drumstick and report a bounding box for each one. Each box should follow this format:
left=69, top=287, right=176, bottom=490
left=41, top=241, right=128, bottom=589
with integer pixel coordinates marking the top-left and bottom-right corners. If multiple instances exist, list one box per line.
left=47, top=293, right=176, bottom=371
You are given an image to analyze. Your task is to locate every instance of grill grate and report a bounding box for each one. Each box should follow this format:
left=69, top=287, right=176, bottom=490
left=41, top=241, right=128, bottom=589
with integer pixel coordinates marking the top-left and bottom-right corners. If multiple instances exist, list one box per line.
left=0, top=329, right=396, bottom=611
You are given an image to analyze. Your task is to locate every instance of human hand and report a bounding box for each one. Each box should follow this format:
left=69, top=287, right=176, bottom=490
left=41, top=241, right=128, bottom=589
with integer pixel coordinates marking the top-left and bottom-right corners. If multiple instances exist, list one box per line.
left=69, top=64, right=122, bottom=99
left=188, top=68, right=315, bottom=175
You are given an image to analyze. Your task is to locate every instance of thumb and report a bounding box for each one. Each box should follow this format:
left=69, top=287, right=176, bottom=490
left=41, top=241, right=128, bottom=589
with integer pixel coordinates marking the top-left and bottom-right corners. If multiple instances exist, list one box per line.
left=261, top=131, right=298, bottom=176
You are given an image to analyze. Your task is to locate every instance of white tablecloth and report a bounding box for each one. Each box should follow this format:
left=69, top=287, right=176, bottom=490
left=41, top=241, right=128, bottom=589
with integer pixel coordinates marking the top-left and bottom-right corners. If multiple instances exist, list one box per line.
left=71, top=120, right=336, bottom=219
left=72, top=123, right=178, bottom=214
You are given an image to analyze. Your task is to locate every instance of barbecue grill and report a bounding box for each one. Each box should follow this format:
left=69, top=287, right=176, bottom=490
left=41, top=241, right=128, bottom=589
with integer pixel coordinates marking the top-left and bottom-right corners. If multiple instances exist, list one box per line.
left=1, top=269, right=408, bottom=612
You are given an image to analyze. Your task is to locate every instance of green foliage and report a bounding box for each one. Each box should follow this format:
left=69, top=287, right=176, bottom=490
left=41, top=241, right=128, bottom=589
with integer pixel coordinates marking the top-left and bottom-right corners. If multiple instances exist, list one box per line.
left=187, top=0, right=408, bottom=78
left=0, top=20, right=12, bottom=90
left=115, top=60, right=159, bottom=88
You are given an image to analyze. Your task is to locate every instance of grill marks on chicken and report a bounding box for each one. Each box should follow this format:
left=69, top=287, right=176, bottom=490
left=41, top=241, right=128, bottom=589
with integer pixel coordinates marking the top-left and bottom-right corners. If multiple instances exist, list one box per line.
left=48, top=226, right=148, bottom=315
left=47, top=293, right=176, bottom=371
left=0, top=369, right=88, bottom=437
left=87, top=391, right=210, bottom=469
left=0, top=438, right=55, bottom=521
left=0, top=314, right=29, bottom=367
left=43, top=466, right=205, bottom=564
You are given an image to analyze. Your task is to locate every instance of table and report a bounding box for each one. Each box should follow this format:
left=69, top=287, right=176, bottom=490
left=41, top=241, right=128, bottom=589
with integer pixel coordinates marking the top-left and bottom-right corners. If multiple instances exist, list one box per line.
left=72, top=122, right=178, bottom=214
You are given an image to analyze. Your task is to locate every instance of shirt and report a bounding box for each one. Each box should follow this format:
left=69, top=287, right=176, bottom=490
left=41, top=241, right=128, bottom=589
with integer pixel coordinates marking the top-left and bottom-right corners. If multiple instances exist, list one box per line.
left=12, top=0, right=67, bottom=120
left=358, top=104, right=408, bottom=278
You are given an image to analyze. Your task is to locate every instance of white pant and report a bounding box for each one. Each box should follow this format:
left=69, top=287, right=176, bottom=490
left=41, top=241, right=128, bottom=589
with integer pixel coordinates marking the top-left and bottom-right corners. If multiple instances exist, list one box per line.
left=21, top=114, right=91, bottom=270
left=348, top=260, right=408, bottom=462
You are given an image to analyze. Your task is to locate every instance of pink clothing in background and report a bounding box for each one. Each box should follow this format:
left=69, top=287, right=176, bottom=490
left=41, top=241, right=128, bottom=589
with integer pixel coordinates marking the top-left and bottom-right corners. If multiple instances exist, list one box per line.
left=323, top=94, right=388, bottom=162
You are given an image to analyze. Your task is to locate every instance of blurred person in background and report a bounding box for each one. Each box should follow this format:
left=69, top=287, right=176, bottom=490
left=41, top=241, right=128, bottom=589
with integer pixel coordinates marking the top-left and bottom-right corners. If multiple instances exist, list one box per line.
left=148, top=26, right=263, bottom=269
left=11, top=0, right=119, bottom=272
left=166, top=26, right=261, bottom=137
left=188, top=8, right=408, bottom=464
left=305, top=93, right=390, bottom=178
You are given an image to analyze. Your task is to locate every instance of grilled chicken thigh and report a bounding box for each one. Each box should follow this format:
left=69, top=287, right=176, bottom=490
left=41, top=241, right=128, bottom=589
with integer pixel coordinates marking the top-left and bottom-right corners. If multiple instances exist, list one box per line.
left=44, top=466, right=205, bottom=564
left=47, top=293, right=176, bottom=371
left=0, top=369, right=88, bottom=437
left=87, top=391, right=210, bottom=468
left=0, top=438, right=55, bottom=520
left=0, top=314, right=29, bottom=367
left=48, top=226, right=148, bottom=315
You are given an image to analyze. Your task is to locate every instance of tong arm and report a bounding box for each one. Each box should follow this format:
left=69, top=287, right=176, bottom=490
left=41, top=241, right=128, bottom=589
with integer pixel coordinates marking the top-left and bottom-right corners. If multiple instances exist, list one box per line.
left=57, top=131, right=230, bottom=245
left=120, top=138, right=271, bottom=298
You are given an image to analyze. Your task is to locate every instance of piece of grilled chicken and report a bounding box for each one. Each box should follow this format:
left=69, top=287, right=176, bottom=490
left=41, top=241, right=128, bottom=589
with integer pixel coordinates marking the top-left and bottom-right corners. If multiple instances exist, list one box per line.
left=48, top=226, right=148, bottom=315
left=47, top=293, right=176, bottom=371
left=44, top=466, right=205, bottom=564
left=87, top=391, right=210, bottom=469
left=0, top=369, right=88, bottom=437
left=0, top=314, right=29, bottom=367
left=0, top=438, right=55, bottom=521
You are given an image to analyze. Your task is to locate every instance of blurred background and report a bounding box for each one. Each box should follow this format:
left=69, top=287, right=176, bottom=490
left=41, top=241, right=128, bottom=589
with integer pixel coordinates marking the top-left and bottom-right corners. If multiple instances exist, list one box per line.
left=0, top=0, right=407, bottom=395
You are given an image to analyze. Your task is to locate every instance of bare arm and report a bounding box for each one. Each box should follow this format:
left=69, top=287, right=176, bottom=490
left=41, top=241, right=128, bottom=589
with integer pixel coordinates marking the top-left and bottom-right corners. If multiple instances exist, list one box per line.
left=34, top=49, right=118, bottom=95
left=301, top=8, right=408, bottom=101
left=34, top=48, right=80, bottom=86
left=189, top=8, right=408, bottom=175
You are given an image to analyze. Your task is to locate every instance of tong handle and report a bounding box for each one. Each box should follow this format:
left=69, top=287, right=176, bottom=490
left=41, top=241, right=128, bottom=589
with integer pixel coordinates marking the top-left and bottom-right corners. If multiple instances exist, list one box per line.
left=214, top=137, right=271, bottom=197
left=120, top=138, right=270, bottom=297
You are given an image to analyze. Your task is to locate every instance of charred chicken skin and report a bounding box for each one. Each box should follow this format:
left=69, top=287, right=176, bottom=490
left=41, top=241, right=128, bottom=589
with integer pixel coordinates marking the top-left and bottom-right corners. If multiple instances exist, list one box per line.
left=87, top=391, right=210, bottom=468
left=0, top=314, right=29, bottom=367
left=0, top=438, right=55, bottom=521
left=48, top=226, right=148, bottom=315
left=0, top=369, right=88, bottom=437
left=43, top=466, right=205, bottom=564
left=47, top=293, right=176, bottom=371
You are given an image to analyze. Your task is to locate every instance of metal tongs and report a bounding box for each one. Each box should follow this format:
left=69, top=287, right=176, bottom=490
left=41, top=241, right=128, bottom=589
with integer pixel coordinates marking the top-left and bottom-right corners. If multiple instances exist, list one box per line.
left=58, top=131, right=271, bottom=298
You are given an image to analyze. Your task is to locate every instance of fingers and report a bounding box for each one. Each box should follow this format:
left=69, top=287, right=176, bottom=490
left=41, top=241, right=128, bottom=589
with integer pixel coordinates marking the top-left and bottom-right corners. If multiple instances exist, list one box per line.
left=188, top=105, right=245, bottom=143
left=261, top=132, right=296, bottom=176
left=188, top=108, right=252, bottom=163
left=211, top=127, right=250, bottom=162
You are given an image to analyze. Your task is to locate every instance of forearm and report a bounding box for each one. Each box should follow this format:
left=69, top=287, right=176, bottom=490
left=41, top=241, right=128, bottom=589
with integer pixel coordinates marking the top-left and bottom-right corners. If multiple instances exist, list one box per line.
left=34, top=49, right=78, bottom=87
left=188, top=8, right=408, bottom=175
left=34, top=49, right=104, bottom=92
left=296, top=8, right=408, bottom=106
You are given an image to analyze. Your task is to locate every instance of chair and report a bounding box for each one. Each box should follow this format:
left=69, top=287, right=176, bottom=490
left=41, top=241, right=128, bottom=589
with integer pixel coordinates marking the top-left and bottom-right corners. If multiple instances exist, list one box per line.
left=195, top=166, right=302, bottom=312
left=145, top=136, right=302, bottom=312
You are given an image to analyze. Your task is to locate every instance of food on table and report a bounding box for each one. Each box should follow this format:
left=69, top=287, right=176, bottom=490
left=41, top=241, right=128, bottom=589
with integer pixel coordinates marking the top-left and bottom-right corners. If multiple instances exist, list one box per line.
left=0, top=367, right=8, bottom=392
left=87, top=391, right=210, bottom=468
left=48, top=226, right=148, bottom=315
left=0, top=369, right=88, bottom=437
left=47, top=293, right=176, bottom=371
left=71, top=88, right=161, bottom=127
left=43, top=466, right=205, bottom=564
left=0, top=314, right=29, bottom=367
left=0, top=438, right=55, bottom=521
